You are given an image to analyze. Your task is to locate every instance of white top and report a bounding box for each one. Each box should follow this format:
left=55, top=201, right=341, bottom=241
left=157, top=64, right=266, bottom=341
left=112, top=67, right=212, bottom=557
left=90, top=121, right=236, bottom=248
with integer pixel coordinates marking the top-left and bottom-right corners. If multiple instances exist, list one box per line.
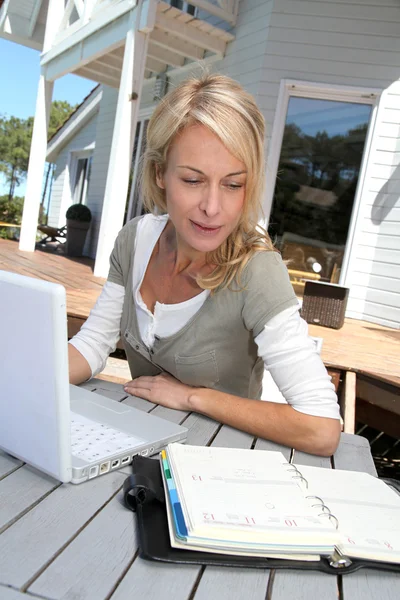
left=70, top=214, right=340, bottom=420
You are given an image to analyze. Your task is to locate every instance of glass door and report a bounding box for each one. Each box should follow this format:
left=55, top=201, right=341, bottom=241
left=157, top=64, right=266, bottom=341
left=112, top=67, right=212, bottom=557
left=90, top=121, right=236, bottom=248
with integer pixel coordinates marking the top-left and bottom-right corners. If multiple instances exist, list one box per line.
left=268, top=97, right=372, bottom=296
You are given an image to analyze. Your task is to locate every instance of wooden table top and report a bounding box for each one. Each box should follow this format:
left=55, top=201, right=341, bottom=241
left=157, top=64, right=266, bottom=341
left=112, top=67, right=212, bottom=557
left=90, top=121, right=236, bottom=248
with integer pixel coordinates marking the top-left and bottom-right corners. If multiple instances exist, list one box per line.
left=1, top=379, right=399, bottom=600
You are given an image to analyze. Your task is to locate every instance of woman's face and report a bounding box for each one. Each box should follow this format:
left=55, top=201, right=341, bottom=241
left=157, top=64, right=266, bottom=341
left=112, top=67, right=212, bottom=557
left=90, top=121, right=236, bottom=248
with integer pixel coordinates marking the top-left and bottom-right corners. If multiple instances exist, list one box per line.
left=156, top=124, right=247, bottom=254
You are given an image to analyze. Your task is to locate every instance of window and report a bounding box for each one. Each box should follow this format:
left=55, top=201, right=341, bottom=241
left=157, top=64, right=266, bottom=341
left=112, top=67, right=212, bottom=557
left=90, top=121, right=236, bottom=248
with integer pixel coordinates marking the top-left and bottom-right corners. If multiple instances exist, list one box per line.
left=268, top=84, right=376, bottom=296
left=125, top=118, right=150, bottom=223
left=72, top=154, right=92, bottom=205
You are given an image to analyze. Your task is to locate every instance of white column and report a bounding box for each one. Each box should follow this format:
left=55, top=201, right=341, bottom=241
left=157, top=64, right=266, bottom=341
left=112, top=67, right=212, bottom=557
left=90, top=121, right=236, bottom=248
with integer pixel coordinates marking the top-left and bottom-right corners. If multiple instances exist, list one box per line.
left=19, top=77, right=54, bottom=251
left=94, top=2, right=155, bottom=277
left=19, top=0, right=64, bottom=252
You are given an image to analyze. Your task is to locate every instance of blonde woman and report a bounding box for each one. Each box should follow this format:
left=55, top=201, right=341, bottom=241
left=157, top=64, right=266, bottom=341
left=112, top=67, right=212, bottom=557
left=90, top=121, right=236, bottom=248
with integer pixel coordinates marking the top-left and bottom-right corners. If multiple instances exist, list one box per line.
left=69, top=74, right=341, bottom=456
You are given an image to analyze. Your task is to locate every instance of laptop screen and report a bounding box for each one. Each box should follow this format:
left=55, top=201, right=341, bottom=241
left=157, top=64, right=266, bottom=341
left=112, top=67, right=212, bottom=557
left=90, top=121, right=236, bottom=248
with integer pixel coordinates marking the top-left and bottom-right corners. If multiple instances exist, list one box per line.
left=0, top=271, right=72, bottom=481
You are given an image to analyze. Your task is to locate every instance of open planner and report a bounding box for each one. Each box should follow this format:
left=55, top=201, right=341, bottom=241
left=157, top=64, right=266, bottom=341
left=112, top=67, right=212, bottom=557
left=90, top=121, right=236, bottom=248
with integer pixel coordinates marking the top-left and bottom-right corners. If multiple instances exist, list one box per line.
left=123, top=444, right=400, bottom=574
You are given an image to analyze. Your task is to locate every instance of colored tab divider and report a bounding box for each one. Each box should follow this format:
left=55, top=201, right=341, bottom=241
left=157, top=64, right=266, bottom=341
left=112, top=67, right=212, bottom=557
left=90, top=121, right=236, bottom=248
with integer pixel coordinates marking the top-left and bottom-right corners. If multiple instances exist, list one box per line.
left=161, top=449, right=188, bottom=539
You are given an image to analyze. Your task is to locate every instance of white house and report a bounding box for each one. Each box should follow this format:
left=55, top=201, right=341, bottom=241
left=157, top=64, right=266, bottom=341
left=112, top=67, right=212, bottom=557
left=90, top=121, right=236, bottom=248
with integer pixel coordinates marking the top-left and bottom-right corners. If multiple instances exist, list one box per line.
left=1, top=0, right=399, bottom=329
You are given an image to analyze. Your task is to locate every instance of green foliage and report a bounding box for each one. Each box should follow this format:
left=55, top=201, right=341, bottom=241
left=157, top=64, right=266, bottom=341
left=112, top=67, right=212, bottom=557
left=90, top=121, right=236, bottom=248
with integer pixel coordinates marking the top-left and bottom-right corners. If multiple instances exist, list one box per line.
left=0, top=100, right=77, bottom=201
left=48, top=100, right=77, bottom=139
left=66, top=203, right=92, bottom=222
left=0, top=194, right=24, bottom=239
left=0, top=116, right=32, bottom=199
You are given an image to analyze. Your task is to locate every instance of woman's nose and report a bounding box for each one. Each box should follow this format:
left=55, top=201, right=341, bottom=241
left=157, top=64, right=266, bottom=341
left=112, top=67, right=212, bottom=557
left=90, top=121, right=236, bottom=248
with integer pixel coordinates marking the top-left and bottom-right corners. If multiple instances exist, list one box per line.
left=199, top=185, right=221, bottom=217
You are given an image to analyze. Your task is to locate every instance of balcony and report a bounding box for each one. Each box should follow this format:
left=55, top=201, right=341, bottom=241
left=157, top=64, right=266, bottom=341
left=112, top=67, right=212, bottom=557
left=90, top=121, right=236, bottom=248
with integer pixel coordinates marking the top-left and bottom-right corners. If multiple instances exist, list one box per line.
left=39, top=0, right=237, bottom=86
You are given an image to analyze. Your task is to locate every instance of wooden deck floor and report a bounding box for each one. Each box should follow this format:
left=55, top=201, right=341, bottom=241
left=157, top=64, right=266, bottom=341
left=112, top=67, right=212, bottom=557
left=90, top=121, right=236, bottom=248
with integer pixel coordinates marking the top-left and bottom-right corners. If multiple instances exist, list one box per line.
left=1, top=238, right=399, bottom=387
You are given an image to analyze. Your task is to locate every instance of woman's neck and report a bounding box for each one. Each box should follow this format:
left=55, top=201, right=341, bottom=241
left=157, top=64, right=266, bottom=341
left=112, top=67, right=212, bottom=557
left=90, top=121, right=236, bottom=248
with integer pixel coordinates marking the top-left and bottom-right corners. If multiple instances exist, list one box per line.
left=162, top=220, right=208, bottom=278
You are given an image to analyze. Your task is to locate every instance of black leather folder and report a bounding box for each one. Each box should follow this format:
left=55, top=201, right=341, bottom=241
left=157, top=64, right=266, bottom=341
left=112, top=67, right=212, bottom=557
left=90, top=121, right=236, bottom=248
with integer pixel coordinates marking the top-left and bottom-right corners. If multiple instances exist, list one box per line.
left=122, top=455, right=400, bottom=575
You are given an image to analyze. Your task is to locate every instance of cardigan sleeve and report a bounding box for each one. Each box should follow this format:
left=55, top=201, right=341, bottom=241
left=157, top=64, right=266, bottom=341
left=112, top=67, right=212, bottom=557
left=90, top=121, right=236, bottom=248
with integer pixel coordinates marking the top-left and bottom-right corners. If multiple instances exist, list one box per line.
left=242, top=250, right=299, bottom=336
left=107, top=216, right=143, bottom=287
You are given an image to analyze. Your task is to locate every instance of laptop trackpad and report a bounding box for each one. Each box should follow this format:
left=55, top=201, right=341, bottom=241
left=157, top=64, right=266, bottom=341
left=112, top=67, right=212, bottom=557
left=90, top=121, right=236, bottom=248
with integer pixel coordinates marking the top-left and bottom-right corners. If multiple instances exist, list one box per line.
left=70, top=384, right=131, bottom=413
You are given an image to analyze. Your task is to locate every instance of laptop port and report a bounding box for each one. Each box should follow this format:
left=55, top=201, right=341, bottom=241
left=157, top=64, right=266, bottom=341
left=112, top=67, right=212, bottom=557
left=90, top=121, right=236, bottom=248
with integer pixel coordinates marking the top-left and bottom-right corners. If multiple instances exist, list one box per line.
left=100, top=461, right=110, bottom=474
left=121, top=456, right=130, bottom=465
left=111, top=459, right=120, bottom=469
left=140, top=449, right=149, bottom=456
left=89, top=465, right=99, bottom=479
left=149, top=447, right=155, bottom=454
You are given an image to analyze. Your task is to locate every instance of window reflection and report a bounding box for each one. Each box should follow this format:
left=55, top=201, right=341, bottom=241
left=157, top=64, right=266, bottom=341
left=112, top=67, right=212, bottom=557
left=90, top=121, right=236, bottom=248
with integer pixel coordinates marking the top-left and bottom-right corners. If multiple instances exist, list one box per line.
left=269, top=97, right=372, bottom=295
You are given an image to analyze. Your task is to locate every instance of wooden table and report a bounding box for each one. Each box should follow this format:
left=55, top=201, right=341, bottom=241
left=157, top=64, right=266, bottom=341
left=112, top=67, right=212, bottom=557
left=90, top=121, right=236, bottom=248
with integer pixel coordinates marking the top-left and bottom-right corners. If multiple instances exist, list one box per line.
left=1, top=380, right=399, bottom=600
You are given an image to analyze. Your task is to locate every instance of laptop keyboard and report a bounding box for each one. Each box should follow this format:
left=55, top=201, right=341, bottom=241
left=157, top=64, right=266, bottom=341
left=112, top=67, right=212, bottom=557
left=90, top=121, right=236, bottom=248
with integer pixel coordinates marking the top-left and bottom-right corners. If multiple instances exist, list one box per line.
left=70, top=412, right=145, bottom=463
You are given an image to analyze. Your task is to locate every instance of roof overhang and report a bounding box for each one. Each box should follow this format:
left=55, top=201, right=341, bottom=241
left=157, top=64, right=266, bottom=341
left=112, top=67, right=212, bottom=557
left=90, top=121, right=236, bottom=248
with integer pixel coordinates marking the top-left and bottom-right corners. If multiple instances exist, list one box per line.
left=46, top=84, right=101, bottom=162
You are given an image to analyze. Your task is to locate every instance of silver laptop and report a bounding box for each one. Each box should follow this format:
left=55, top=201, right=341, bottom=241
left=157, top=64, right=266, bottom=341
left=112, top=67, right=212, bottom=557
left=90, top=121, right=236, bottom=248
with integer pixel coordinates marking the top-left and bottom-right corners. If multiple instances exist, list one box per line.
left=0, top=270, right=187, bottom=484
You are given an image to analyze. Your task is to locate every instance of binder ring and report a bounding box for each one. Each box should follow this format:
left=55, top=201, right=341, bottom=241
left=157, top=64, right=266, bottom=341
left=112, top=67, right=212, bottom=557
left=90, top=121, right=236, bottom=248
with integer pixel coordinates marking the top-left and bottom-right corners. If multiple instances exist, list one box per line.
left=285, top=465, right=309, bottom=489
left=306, top=495, right=324, bottom=504
left=318, top=512, right=339, bottom=530
left=311, top=503, right=331, bottom=513
left=291, top=474, right=308, bottom=488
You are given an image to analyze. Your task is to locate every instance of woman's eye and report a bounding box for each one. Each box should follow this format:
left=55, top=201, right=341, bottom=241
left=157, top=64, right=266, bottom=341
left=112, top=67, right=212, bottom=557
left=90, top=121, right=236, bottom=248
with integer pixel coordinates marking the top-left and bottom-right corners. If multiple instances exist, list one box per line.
left=226, top=183, right=243, bottom=190
left=183, top=179, right=201, bottom=185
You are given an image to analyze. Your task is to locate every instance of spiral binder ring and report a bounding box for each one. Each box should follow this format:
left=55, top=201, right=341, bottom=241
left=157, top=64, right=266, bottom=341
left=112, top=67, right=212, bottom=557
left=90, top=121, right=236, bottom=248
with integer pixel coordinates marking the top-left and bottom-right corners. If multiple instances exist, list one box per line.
left=318, top=512, right=339, bottom=530
left=285, top=465, right=309, bottom=489
left=306, top=496, right=330, bottom=513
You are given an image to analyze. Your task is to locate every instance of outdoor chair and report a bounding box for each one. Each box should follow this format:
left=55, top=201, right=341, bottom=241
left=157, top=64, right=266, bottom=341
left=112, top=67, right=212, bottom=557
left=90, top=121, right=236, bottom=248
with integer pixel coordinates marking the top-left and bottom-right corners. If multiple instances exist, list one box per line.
left=37, top=224, right=67, bottom=245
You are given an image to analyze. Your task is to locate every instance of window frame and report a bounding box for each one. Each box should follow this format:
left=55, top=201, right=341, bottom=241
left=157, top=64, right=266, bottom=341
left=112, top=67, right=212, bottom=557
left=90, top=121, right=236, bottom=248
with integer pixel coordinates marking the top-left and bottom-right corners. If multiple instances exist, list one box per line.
left=264, top=80, right=380, bottom=286
left=69, top=148, right=94, bottom=207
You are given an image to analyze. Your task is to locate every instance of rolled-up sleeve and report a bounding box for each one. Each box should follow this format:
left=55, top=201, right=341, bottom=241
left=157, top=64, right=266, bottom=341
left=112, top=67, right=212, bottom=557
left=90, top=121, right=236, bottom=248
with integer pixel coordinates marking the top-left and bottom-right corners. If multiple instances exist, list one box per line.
left=69, top=281, right=125, bottom=377
left=255, top=305, right=341, bottom=419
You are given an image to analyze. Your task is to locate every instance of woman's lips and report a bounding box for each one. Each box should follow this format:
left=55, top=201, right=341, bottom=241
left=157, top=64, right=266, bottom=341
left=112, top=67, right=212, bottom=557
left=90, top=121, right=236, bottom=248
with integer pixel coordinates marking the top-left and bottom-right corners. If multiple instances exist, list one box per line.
left=190, top=220, right=222, bottom=235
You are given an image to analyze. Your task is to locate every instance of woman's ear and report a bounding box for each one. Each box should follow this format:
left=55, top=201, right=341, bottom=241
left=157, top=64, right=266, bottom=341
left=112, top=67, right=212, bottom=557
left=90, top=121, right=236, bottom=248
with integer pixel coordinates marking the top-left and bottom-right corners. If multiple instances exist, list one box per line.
left=155, top=164, right=165, bottom=189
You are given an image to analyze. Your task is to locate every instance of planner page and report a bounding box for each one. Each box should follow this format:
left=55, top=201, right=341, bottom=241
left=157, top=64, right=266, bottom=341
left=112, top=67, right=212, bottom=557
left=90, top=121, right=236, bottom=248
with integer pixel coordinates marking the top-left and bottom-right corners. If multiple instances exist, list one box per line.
left=166, top=444, right=339, bottom=557
left=300, top=465, right=400, bottom=564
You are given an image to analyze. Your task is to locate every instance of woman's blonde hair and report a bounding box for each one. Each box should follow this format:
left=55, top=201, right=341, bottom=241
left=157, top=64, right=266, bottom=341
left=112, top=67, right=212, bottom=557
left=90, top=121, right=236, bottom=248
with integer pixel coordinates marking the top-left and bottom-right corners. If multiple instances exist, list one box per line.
left=141, top=72, right=275, bottom=291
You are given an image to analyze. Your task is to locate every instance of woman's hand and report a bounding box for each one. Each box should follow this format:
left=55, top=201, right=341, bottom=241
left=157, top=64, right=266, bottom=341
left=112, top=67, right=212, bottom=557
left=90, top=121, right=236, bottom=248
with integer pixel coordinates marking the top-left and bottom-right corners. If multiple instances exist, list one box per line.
left=124, top=372, right=194, bottom=411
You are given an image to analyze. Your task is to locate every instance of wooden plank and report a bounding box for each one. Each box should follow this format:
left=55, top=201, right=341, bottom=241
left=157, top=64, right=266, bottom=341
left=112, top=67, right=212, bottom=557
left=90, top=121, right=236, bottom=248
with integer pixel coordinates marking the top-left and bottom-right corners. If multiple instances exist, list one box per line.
left=357, top=376, right=400, bottom=416
left=0, top=466, right=59, bottom=534
left=333, top=433, right=377, bottom=476
left=109, top=560, right=201, bottom=600
left=193, top=568, right=270, bottom=600
left=0, top=451, right=22, bottom=479
left=151, top=27, right=205, bottom=60
left=0, top=585, right=36, bottom=599
left=254, top=437, right=291, bottom=461
left=29, top=490, right=137, bottom=600
left=327, top=368, right=341, bottom=393
left=341, top=569, right=400, bottom=600
left=342, top=371, right=356, bottom=434
left=156, top=13, right=225, bottom=55
left=0, top=471, right=125, bottom=589
left=357, top=399, right=400, bottom=439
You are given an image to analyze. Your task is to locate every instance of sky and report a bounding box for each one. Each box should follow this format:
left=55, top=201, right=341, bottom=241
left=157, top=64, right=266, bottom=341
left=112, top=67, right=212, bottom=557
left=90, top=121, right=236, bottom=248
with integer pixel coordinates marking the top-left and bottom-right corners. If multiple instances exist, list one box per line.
left=0, top=38, right=95, bottom=196
left=286, top=96, right=372, bottom=137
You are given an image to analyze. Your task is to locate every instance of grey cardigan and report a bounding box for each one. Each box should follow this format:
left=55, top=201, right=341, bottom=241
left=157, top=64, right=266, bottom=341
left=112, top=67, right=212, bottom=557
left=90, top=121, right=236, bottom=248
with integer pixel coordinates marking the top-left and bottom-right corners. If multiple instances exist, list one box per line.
left=108, top=216, right=298, bottom=399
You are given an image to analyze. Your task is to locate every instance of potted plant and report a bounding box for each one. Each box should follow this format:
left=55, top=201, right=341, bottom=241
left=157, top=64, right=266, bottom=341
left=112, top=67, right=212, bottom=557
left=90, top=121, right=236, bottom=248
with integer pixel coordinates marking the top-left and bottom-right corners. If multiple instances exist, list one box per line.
left=65, top=203, right=92, bottom=257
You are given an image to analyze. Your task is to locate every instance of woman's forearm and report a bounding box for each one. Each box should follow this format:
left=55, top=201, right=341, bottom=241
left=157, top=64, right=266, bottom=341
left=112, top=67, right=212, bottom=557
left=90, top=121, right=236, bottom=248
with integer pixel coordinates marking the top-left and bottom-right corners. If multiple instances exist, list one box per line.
left=68, top=343, right=92, bottom=385
left=189, top=388, right=341, bottom=456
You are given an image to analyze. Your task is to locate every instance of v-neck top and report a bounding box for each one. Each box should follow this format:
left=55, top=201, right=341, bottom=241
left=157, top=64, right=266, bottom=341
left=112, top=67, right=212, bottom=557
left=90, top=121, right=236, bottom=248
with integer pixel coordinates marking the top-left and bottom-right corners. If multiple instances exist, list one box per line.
left=133, top=214, right=209, bottom=348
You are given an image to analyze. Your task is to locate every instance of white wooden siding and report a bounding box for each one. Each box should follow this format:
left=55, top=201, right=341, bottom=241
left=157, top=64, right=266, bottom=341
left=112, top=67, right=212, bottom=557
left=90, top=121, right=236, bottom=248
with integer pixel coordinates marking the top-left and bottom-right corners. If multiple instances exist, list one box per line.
left=85, top=85, right=119, bottom=257
left=262, top=0, right=400, bottom=328
left=48, top=115, right=97, bottom=227
left=345, top=78, right=400, bottom=328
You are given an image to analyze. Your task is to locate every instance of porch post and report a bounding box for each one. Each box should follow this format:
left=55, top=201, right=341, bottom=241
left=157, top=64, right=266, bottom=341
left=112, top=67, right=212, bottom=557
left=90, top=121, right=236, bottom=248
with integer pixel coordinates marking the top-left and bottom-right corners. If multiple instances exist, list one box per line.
left=19, top=0, right=64, bottom=252
left=18, top=77, right=54, bottom=251
left=93, top=0, right=156, bottom=278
